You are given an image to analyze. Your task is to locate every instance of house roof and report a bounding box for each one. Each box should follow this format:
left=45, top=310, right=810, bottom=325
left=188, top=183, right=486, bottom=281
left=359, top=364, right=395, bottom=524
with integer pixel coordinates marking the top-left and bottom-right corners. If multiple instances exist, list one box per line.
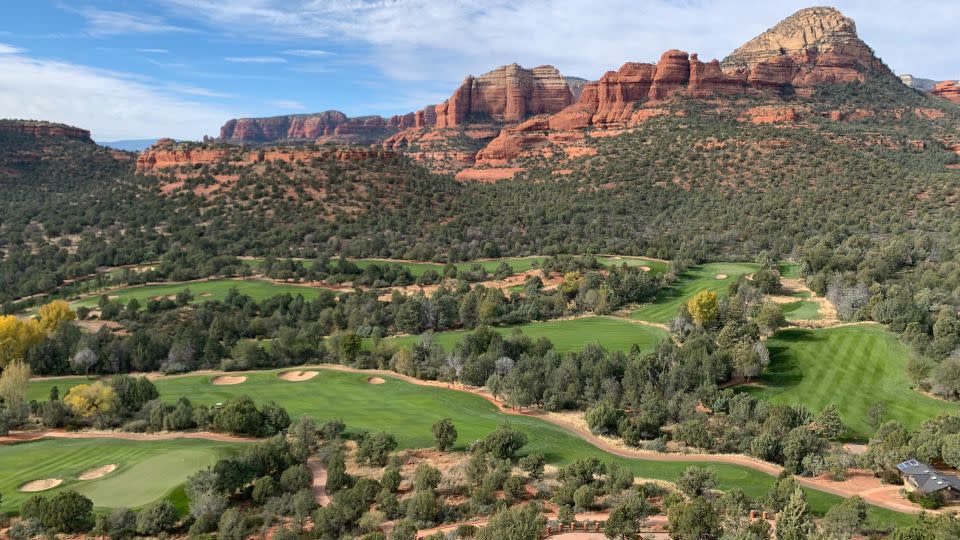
left=897, top=459, right=960, bottom=494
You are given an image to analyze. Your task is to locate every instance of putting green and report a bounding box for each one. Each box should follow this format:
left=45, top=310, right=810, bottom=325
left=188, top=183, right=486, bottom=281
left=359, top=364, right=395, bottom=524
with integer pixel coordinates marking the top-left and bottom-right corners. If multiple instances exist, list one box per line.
left=73, top=278, right=325, bottom=308
left=781, top=300, right=823, bottom=321
left=629, top=262, right=759, bottom=323
left=744, top=325, right=958, bottom=440
left=379, top=316, right=668, bottom=354
left=0, top=438, right=236, bottom=513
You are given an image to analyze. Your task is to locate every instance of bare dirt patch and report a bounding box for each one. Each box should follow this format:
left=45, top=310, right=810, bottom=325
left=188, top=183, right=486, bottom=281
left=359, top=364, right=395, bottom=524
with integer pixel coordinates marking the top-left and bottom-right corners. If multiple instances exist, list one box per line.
left=715, top=274, right=728, bottom=280
left=211, top=375, right=246, bottom=385
left=19, top=479, right=62, bottom=492
left=278, top=370, right=319, bottom=382
left=367, top=377, right=386, bottom=385
left=454, top=167, right=524, bottom=183
left=78, top=464, right=117, bottom=480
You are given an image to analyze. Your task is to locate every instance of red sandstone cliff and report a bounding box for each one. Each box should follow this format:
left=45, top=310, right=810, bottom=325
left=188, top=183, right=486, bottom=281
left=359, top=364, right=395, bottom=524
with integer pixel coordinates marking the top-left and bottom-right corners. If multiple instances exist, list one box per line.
left=932, top=81, right=960, bottom=104
left=0, top=120, right=92, bottom=142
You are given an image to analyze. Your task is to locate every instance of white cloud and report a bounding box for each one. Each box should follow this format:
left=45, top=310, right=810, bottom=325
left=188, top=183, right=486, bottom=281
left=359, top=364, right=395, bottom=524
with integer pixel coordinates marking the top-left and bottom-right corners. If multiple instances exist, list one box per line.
left=167, top=83, right=233, bottom=98
left=137, top=48, right=169, bottom=54
left=158, top=0, right=960, bottom=82
left=225, top=56, right=287, bottom=64
left=0, top=43, right=24, bottom=54
left=76, top=7, right=194, bottom=36
left=0, top=50, right=232, bottom=140
left=268, top=99, right=306, bottom=110
left=283, top=49, right=334, bottom=57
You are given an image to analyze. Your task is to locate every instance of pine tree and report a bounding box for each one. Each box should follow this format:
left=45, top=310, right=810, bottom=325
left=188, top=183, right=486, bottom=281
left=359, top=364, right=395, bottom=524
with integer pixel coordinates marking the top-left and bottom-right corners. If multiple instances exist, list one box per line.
left=776, top=488, right=813, bottom=540
left=814, top=404, right=845, bottom=440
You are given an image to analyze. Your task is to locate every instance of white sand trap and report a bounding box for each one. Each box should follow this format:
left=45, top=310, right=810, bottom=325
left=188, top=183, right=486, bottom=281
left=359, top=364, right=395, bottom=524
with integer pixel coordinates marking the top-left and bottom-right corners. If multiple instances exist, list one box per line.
left=640, top=266, right=651, bottom=272
left=211, top=375, right=246, bottom=385
left=78, top=464, right=117, bottom=480
left=715, top=274, right=728, bottom=280
left=278, top=370, right=319, bottom=382
left=367, top=377, right=386, bottom=385
left=200, top=292, right=213, bottom=297
left=19, top=479, right=63, bottom=492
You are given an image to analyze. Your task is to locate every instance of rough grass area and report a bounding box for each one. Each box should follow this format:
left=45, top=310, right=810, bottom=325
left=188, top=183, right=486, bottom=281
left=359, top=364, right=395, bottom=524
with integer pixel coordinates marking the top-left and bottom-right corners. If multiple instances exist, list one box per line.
left=378, top=316, right=668, bottom=354
left=0, top=438, right=236, bottom=512
left=629, top=262, right=759, bottom=323
left=73, top=278, right=324, bottom=308
left=744, top=325, right=958, bottom=440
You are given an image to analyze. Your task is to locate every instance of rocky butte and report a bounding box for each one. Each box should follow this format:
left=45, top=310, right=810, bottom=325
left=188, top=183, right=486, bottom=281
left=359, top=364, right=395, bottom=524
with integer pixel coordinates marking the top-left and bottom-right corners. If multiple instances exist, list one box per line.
left=932, top=81, right=960, bottom=104
left=0, top=120, right=92, bottom=142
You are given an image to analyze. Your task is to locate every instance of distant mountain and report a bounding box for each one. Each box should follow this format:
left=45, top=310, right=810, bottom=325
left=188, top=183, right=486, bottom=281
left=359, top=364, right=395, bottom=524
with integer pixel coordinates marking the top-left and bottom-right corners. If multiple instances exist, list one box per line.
left=899, top=74, right=938, bottom=92
left=97, top=139, right=161, bottom=152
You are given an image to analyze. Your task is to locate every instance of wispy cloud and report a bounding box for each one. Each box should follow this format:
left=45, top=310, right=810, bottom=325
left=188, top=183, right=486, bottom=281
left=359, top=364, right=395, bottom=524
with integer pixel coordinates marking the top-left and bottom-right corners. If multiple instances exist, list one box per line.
left=290, top=63, right=333, bottom=74
left=225, top=56, right=287, bottom=64
left=283, top=49, right=333, bottom=57
left=0, top=42, right=24, bottom=54
left=268, top=99, right=305, bottom=110
left=167, top=83, right=232, bottom=98
left=0, top=47, right=232, bottom=139
left=137, top=48, right=169, bottom=54
left=75, top=7, right=195, bottom=37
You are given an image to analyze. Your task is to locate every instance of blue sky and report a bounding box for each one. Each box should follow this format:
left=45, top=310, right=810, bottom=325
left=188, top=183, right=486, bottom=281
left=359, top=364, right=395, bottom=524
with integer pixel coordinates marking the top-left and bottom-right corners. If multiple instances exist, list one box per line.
left=0, top=1, right=957, bottom=140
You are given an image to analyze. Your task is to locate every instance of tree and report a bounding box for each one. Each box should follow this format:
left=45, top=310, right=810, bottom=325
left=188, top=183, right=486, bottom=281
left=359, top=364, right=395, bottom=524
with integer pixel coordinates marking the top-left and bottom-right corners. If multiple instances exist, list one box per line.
left=476, top=504, right=546, bottom=540
left=472, top=422, right=528, bottom=459
left=677, top=466, right=717, bottom=498
left=776, top=488, right=813, bottom=540
left=0, top=315, right=43, bottom=367
left=69, top=347, right=98, bottom=375
left=573, top=484, right=597, bottom=510
left=22, top=490, right=94, bottom=533
left=756, top=301, right=786, bottom=334
left=406, top=490, right=438, bottom=525
left=604, top=491, right=651, bottom=540
left=381, top=459, right=401, bottom=492
left=585, top=401, right=623, bottom=435
left=819, top=496, right=866, bottom=540
left=518, top=453, right=546, bottom=480
left=687, top=291, right=719, bottom=327
left=356, top=432, right=398, bottom=466
left=37, top=300, right=76, bottom=332
left=326, top=451, right=350, bottom=493
left=389, top=519, right=418, bottom=540
left=432, top=418, right=458, bottom=451
left=942, top=433, right=960, bottom=468
left=280, top=464, right=312, bottom=492
left=0, top=361, right=31, bottom=416
left=63, top=382, right=117, bottom=418
left=813, top=404, right=845, bottom=440
left=413, top=464, right=442, bottom=492
left=667, top=497, right=721, bottom=540
left=135, top=500, right=177, bottom=535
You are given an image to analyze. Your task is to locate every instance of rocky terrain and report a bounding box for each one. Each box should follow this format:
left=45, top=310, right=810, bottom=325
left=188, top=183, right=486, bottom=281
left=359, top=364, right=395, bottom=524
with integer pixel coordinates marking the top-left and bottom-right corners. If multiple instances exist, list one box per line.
left=0, top=120, right=92, bottom=142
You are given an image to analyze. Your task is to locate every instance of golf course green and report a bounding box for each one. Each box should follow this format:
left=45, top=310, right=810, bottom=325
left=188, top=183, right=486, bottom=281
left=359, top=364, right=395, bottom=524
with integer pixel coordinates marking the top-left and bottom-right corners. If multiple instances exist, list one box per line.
left=73, top=278, right=325, bottom=308
left=378, top=316, right=668, bottom=354
left=744, top=325, right=957, bottom=440
left=629, top=262, right=759, bottom=323
left=0, top=438, right=237, bottom=513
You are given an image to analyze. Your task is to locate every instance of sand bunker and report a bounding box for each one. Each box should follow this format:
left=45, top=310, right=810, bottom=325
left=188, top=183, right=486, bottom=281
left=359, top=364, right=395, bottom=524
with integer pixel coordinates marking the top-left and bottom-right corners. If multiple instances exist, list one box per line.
left=211, top=375, right=246, bottom=385
left=78, top=464, right=117, bottom=480
left=640, top=266, right=651, bottom=272
left=715, top=274, right=728, bottom=280
left=278, top=370, right=319, bottom=382
left=367, top=377, right=386, bottom=385
left=19, top=479, right=63, bottom=492
left=200, top=292, right=212, bottom=297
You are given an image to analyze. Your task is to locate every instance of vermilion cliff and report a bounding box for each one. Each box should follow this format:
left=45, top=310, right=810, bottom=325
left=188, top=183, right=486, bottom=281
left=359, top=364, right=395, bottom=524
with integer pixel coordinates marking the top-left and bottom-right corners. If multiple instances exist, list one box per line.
left=932, top=81, right=960, bottom=104
left=0, top=120, right=92, bottom=141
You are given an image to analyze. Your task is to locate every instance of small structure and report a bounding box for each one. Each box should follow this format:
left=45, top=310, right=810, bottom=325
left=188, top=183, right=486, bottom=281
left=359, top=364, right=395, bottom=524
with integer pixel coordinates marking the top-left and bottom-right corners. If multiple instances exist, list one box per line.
left=897, top=459, right=960, bottom=500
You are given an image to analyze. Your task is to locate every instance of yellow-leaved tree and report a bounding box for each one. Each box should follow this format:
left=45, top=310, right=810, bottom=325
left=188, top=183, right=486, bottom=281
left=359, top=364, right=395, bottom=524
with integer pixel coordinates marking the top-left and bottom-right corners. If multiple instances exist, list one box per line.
left=0, top=360, right=31, bottom=413
left=0, top=315, right=43, bottom=367
left=687, top=290, right=719, bottom=327
left=37, top=300, right=76, bottom=332
left=64, top=382, right=117, bottom=418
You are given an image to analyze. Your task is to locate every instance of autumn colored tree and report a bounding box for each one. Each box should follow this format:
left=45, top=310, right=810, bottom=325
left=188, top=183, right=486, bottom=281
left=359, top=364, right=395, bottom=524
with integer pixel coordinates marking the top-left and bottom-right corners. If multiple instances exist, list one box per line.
left=37, top=300, right=76, bottom=332
left=0, top=361, right=31, bottom=416
left=687, top=291, right=719, bottom=327
left=0, top=315, right=43, bottom=367
left=63, top=382, right=117, bottom=418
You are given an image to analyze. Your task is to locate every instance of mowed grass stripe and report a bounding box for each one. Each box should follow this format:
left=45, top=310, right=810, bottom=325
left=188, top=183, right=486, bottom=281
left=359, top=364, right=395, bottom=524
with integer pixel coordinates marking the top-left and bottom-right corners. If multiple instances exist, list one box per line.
left=73, top=279, right=325, bottom=309
left=744, top=325, right=957, bottom=440
left=630, top=263, right=759, bottom=323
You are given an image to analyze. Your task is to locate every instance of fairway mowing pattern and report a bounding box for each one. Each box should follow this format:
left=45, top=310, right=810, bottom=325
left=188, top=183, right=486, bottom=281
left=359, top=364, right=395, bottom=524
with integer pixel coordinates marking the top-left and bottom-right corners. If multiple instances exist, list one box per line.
left=745, top=325, right=958, bottom=440
left=73, top=278, right=324, bottom=308
left=781, top=300, right=823, bottom=321
left=136, top=368, right=911, bottom=526
left=629, top=263, right=759, bottom=323
left=0, top=438, right=235, bottom=512
left=378, top=316, right=668, bottom=354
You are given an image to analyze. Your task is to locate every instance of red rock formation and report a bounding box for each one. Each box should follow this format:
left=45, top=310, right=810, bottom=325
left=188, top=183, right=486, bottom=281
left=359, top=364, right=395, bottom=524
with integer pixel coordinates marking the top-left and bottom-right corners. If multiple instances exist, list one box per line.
left=137, top=139, right=396, bottom=173
left=649, top=50, right=691, bottom=100
left=740, top=106, right=800, bottom=124
left=688, top=55, right=747, bottom=96
left=220, top=111, right=349, bottom=142
left=0, top=120, right=92, bottom=141
left=932, top=81, right=960, bottom=104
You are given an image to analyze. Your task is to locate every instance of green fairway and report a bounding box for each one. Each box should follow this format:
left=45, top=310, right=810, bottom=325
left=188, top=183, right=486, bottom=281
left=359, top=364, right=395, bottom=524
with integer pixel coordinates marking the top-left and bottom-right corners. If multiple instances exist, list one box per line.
left=0, top=438, right=237, bottom=513
left=781, top=300, right=823, bottom=321
left=73, top=278, right=325, bottom=308
left=629, top=262, right=759, bottom=323
left=378, top=316, right=668, bottom=354
left=744, top=325, right=957, bottom=440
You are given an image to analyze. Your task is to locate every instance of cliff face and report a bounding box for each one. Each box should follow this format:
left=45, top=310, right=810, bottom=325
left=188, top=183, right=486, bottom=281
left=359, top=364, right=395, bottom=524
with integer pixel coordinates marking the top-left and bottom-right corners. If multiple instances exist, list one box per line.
left=932, top=81, right=960, bottom=104
left=0, top=120, right=92, bottom=142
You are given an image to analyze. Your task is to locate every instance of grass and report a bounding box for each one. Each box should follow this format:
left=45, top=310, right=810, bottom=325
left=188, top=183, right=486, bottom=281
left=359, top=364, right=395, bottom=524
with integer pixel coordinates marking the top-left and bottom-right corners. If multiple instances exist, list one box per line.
left=629, top=262, right=759, bottom=323
left=0, top=438, right=237, bottom=513
left=377, top=316, right=668, bottom=354
left=72, top=278, right=325, bottom=308
left=744, top=325, right=958, bottom=440
left=779, top=262, right=802, bottom=279
left=781, top=300, right=823, bottom=321
left=22, top=368, right=914, bottom=525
